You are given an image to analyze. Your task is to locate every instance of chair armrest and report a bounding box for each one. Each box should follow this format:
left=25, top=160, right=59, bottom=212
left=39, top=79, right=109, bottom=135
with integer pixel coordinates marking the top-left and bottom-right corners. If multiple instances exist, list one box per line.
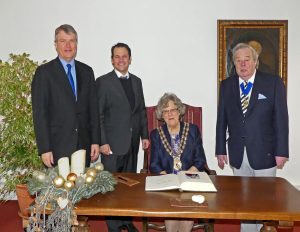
left=141, top=149, right=150, bottom=174
left=203, top=164, right=217, bottom=175
left=140, top=168, right=148, bottom=174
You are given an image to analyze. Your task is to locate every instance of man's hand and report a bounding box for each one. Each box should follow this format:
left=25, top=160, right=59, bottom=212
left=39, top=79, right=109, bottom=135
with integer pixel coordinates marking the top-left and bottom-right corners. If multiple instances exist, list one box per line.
left=41, top=152, right=54, bottom=167
left=90, top=144, right=100, bottom=162
left=276, top=156, right=288, bottom=169
left=100, top=144, right=112, bottom=155
left=142, top=139, right=150, bottom=150
left=217, top=154, right=228, bottom=169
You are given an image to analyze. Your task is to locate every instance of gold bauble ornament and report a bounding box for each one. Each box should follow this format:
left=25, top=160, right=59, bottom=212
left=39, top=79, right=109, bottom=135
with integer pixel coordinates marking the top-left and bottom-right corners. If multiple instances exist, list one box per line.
left=67, top=172, right=77, bottom=182
left=86, top=168, right=97, bottom=177
left=94, top=162, right=104, bottom=172
left=85, top=175, right=94, bottom=184
left=53, top=176, right=64, bottom=188
left=64, top=180, right=75, bottom=191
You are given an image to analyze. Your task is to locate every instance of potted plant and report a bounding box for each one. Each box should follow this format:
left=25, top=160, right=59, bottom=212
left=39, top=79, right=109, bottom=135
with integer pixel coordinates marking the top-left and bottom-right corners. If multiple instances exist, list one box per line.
left=0, top=53, right=44, bottom=222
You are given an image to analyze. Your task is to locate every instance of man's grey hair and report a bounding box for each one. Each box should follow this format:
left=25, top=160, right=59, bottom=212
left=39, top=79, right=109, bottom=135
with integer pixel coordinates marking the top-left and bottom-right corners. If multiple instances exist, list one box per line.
left=232, top=43, right=259, bottom=68
left=156, top=93, right=186, bottom=121
left=54, top=24, right=78, bottom=42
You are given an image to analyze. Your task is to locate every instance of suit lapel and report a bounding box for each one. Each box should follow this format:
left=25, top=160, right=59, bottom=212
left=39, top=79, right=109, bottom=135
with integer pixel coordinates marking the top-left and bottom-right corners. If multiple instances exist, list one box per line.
left=75, top=61, right=81, bottom=102
left=245, top=72, right=260, bottom=117
left=130, top=73, right=138, bottom=112
left=232, top=75, right=243, bottom=116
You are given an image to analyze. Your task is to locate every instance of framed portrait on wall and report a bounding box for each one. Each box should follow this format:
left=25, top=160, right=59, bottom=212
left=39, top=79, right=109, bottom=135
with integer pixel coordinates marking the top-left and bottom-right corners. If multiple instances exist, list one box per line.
left=217, top=20, right=288, bottom=89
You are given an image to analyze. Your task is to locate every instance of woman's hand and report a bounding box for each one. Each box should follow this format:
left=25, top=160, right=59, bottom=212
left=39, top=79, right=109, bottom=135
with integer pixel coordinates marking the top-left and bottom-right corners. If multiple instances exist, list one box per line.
left=187, top=166, right=199, bottom=172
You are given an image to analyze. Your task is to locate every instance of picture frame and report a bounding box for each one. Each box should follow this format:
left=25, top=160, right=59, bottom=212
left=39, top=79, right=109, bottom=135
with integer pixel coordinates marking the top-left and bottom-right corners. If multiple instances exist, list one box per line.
left=217, top=20, right=288, bottom=89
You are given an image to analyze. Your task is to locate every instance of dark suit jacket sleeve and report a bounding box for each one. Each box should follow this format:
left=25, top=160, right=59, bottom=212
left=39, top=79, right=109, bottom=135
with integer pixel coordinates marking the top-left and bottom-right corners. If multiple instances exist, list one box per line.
left=149, top=129, right=164, bottom=173
left=138, top=79, right=149, bottom=140
left=215, top=81, right=228, bottom=155
left=87, top=68, right=99, bottom=145
left=96, top=77, right=108, bottom=145
left=274, top=77, right=289, bottom=156
left=32, top=66, right=51, bottom=155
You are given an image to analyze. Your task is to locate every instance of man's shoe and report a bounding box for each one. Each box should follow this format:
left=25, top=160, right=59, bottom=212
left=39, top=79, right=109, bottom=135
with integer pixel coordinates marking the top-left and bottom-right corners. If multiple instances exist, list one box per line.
left=121, top=223, right=138, bottom=232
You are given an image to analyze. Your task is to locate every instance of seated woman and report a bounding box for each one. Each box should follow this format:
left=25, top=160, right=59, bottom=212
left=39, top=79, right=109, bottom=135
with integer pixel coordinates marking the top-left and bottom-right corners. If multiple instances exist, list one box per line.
left=150, top=93, right=207, bottom=232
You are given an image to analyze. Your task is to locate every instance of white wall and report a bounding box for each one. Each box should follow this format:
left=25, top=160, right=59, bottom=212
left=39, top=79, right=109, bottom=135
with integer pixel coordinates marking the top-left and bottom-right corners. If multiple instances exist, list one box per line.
left=1, top=0, right=299, bottom=187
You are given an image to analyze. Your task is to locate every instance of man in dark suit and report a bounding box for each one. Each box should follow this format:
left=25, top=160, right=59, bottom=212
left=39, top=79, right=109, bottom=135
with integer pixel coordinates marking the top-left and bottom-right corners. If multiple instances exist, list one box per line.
left=32, top=24, right=100, bottom=168
left=215, top=43, right=289, bottom=232
left=96, top=43, right=149, bottom=232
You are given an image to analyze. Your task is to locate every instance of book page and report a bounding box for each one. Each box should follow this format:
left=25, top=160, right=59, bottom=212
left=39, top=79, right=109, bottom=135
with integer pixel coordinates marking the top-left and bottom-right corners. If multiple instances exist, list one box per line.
left=178, top=171, right=217, bottom=192
left=145, top=174, right=180, bottom=191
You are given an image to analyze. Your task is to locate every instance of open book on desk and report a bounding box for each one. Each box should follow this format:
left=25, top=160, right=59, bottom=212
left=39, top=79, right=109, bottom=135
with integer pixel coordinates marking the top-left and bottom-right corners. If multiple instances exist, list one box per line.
left=145, top=171, right=217, bottom=192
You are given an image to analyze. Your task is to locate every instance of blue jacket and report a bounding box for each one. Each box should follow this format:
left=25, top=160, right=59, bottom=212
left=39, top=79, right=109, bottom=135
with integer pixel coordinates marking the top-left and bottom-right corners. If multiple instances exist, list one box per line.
left=150, top=122, right=207, bottom=174
left=216, top=71, right=289, bottom=169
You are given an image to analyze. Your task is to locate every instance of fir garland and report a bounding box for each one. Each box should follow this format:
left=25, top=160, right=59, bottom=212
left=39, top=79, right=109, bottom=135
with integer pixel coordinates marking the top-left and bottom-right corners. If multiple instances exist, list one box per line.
left=26, top=163, right=116, bottom=232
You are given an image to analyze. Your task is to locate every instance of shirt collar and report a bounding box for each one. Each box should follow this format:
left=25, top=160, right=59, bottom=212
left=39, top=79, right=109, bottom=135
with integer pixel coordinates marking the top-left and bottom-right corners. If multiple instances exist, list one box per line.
left=59, top=57, right=75, bottom=71
left=239, top=69, right=256, bottom=85
left=114, top=69, right=129, bottom=79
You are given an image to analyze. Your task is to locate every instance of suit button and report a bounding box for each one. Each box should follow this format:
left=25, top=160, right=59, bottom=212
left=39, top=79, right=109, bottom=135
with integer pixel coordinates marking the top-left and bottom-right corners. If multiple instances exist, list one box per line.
left=75, top=128, right=78, bottom=132
left=241, top=136, right=245, bottom=139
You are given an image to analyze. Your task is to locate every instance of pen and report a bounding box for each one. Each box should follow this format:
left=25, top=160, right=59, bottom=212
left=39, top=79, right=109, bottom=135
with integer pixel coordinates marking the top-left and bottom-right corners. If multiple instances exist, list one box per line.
left=118, top=176, right=128, bottom=182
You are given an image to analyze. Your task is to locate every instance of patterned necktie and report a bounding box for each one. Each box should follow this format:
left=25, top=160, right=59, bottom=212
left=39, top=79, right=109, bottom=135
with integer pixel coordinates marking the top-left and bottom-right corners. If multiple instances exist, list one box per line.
left=241, top=81, right=249, bottom=116
left=66, top=64, right=76, bottom=98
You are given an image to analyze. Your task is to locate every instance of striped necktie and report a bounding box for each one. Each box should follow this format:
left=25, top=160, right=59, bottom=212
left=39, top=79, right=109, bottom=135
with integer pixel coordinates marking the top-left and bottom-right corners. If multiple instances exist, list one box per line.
left=241, top=81, right=249, bottom=116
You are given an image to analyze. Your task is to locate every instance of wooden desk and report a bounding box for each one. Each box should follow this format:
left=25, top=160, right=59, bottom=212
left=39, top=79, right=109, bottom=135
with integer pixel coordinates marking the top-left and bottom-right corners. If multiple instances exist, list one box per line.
left=76, top=173, right=300, bottom=231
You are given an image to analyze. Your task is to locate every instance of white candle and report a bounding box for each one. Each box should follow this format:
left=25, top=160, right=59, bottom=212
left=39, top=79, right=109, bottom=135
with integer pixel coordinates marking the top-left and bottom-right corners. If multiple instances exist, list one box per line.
left=71, top=149, right=86, bottom=176
left=57, top=157, right=70, bottom=180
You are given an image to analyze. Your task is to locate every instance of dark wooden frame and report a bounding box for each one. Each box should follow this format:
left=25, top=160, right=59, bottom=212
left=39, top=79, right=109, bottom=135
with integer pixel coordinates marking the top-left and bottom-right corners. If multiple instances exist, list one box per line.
left=217, top=20, right=288, bottom=90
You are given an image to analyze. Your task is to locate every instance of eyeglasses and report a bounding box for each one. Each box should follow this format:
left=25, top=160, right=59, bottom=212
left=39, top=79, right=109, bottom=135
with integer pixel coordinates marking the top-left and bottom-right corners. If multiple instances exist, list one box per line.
left=162, top=108, right=178, bottom=115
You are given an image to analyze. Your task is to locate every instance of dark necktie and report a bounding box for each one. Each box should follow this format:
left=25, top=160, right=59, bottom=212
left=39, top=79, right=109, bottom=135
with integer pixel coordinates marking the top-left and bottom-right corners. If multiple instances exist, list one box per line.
left=66, top=64, right=76, bottom=98
left=241, top=81, right=249, bottom=116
